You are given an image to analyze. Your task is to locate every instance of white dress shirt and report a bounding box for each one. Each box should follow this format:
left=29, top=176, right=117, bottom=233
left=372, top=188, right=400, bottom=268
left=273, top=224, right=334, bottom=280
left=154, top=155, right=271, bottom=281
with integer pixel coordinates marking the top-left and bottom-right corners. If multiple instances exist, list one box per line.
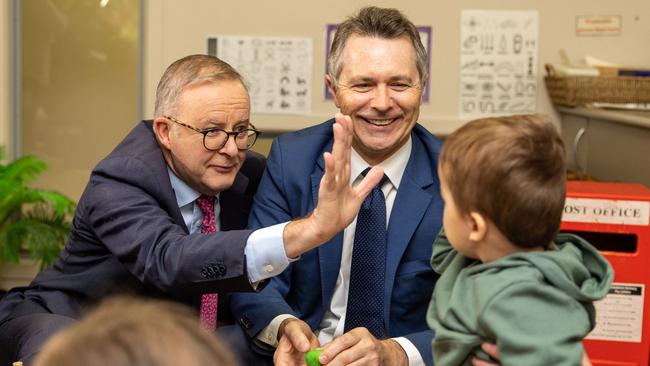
left=168, top=168, right=290, bottom=285
left=256, top=138, right=426, bottom=366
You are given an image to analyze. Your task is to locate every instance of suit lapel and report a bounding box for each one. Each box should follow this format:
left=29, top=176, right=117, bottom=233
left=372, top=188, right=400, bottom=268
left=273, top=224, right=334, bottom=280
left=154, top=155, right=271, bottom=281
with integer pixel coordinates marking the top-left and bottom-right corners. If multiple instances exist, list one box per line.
left=312, top=139, right=343, bottom=304
left=307, top=128, right=437, bottom=327
left=160, top=177, right=187, bottom=232
left=219, top=172, right=251, bottom=231
left=383, top=136, right=435, bottom=328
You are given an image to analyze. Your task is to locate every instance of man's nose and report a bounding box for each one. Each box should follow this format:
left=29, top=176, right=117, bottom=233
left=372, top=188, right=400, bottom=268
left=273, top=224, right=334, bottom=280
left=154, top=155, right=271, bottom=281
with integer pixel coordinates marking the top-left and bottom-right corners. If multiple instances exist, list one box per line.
left=370, top=85, right=394, bottom=112
left=217, top=134, right=239, bottom=156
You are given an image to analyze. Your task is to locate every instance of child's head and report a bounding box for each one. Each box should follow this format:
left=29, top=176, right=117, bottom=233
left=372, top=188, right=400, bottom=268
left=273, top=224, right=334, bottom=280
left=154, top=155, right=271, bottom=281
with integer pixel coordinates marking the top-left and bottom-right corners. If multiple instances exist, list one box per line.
left=34, top=296, right=238, bottom=366
left=438, top=114, right=566, bottom=252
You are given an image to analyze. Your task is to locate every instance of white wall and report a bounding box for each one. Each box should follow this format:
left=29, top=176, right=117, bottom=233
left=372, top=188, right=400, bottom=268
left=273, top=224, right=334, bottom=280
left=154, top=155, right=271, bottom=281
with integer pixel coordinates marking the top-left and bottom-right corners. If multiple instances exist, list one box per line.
left=143, top=0, right=650, bottom=135
left=2, top=1, right=649, bottom=150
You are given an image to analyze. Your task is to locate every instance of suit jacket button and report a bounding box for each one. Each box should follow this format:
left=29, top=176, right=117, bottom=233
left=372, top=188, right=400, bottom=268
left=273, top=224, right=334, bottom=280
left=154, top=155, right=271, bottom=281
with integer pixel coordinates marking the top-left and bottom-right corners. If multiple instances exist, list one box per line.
left=240, top=316, right=252, bottom=329
left=200, top=267, right=210, bottom=279
left=214, top=263, right=226, bottom=277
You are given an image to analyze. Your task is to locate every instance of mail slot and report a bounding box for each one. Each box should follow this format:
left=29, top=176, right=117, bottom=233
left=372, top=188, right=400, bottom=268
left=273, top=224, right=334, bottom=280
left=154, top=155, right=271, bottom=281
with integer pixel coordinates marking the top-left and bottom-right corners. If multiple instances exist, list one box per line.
left=561, top=181, right=650, bottom=366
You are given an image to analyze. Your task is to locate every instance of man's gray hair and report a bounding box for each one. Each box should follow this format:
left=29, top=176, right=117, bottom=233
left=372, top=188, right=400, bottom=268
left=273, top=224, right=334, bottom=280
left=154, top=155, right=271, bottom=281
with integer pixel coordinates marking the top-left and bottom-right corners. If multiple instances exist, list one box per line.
left=327, top=6, right=428, bottom=88
left=154, top=54, right=247, bottom=117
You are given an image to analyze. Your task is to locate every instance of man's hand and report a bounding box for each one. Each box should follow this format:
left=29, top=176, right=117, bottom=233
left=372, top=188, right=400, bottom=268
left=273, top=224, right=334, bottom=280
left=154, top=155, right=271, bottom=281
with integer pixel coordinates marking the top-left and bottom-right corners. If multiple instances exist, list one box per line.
left=274, top=318, right=320, bottom=366
left=471, top=342, right=593, bottom=366
left=283, top=113, right=384, bottom=258
left=318, top=327, right=407, bottom=366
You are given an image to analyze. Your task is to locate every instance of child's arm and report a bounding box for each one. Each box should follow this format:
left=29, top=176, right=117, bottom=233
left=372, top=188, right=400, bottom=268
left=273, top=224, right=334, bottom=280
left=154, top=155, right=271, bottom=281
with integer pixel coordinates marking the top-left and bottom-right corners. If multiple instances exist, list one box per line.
left=430, top=229, right=458, bottom=274
left=479, top=281, right=589, bottom=366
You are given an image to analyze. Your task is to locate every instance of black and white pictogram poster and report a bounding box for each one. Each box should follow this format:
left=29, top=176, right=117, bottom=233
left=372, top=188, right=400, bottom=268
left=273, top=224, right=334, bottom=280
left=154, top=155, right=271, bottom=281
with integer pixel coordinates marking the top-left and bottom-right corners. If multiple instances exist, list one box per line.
left=459, top=10, right=539, bottom=118
left=208, top=35, right=313, bottom=115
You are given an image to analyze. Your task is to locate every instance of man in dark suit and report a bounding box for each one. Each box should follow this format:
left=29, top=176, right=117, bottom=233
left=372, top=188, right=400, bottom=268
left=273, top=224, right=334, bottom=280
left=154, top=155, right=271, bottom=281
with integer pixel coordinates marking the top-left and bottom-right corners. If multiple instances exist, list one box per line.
left=0, top=54, right=382, bottom=365
left=229, top=7, right=443, bottom=366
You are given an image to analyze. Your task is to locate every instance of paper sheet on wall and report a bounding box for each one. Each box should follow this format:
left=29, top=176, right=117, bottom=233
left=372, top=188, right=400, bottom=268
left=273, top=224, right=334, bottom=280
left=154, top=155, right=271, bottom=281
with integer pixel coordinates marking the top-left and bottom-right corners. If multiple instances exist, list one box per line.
left=207, top=35, right=313, bottom=115
left=459, top=10, right=539, bottom=118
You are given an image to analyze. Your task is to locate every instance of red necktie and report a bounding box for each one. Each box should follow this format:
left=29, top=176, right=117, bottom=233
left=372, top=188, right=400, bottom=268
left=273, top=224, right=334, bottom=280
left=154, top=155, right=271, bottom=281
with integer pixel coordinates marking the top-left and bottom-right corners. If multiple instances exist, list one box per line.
left=196, top=194, right=218, bottom=331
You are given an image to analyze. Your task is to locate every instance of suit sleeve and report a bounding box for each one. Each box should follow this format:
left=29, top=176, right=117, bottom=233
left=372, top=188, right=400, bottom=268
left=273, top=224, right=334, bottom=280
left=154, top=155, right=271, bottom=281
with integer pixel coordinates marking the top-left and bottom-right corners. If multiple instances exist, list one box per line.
left=478, top=282, right=590, bottom=366
left=229, top=138, right=299, bottom=351
left=82, top=155, right=254, bottom=296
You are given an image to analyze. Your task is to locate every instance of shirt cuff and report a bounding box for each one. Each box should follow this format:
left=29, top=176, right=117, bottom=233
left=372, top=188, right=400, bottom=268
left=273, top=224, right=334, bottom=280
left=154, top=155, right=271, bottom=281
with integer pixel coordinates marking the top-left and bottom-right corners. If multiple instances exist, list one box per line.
left=255, top=314, right=298, bottom=347
left=393, top=337, right=425, bottom=366
left=245, top=222, right=290, bottom=283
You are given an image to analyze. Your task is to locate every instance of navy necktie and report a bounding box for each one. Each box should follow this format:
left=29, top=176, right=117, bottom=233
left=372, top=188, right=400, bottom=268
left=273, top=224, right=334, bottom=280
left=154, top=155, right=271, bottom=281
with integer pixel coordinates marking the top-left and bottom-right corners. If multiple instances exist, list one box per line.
left=344, top=169, right=389, bottom=338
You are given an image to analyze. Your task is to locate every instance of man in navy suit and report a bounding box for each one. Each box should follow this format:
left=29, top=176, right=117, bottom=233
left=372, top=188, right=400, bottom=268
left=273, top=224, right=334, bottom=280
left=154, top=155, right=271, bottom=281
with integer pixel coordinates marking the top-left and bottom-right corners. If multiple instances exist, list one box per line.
left=229, top=7, right=443, bottom=366
left=0, top=54, right=381, bottom=365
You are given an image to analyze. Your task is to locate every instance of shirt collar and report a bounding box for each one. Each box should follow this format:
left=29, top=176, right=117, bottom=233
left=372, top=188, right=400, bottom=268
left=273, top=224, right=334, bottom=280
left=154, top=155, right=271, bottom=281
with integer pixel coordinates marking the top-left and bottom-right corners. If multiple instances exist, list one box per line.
left=167, top=167, right=202, bottom=208
left=350, top=136, right=412, bottom=190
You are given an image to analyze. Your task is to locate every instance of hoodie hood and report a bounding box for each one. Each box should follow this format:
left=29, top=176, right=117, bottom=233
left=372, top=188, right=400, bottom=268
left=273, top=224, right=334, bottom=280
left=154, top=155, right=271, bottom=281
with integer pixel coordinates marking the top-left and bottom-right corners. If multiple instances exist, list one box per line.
left=471, top=233, right=614, bottom=302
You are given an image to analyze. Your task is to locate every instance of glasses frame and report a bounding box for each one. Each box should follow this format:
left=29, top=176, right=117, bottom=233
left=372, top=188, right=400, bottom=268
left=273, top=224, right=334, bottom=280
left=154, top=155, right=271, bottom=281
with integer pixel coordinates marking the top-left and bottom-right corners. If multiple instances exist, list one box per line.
left=164, top=115, right=260, bottom=151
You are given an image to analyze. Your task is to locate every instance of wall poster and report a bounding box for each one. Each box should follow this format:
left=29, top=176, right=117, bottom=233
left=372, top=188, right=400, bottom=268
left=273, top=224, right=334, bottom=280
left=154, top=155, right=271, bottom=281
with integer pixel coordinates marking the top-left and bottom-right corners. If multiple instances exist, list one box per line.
left=459, top=10, right=539, bottom=118
left=207, top=35, right=313, bottom=115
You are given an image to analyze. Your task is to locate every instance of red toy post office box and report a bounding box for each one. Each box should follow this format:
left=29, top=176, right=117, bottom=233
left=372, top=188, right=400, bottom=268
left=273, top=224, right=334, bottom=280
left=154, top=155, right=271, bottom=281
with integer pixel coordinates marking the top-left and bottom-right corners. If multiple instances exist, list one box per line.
left=561, top=181, right=650, bottom=366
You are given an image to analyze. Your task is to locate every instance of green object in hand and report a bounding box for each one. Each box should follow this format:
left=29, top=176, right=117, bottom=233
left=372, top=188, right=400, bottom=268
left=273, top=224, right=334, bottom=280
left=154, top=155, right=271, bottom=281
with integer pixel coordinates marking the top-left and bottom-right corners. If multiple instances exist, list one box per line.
left=305, top=349, right=322, bottom=366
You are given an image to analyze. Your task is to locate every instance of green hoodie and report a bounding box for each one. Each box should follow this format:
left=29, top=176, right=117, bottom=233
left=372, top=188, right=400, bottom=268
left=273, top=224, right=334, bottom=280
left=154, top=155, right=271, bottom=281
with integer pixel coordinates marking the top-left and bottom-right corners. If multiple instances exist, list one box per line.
left=426, top=232, right=613, bottom=366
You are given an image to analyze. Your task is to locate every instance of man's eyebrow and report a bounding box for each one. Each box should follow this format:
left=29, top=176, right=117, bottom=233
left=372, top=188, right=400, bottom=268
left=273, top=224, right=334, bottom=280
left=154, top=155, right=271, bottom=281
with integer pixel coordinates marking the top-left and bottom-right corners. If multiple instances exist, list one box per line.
left=233, top=119, right=251, bottom=128
left=388, top=75, right=416, bottom=82
left=202, top=119, right=225, bottom=128
left=345, top=76, right=376, bottom=84
left=203, top=119, right=251, bottom=129
left=345, top=75, right=415, bottom=83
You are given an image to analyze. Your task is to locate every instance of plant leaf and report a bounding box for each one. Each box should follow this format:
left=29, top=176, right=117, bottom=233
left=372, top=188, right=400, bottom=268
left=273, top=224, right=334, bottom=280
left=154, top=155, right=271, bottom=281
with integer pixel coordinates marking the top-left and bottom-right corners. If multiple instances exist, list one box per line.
left=0, top=150, right=76, bottom=270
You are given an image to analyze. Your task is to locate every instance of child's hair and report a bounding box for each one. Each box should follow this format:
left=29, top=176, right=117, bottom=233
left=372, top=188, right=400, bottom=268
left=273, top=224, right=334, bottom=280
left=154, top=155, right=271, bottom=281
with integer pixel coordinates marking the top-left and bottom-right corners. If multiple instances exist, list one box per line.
left=439, top=114, right=566, bottom=249
left=33, top=296, right=238, bottom=366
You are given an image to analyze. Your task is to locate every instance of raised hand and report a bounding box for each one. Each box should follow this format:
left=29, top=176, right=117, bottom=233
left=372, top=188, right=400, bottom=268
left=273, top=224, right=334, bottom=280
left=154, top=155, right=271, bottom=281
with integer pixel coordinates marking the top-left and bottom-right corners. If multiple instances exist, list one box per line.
left=283, top=113, right=383, bottom=258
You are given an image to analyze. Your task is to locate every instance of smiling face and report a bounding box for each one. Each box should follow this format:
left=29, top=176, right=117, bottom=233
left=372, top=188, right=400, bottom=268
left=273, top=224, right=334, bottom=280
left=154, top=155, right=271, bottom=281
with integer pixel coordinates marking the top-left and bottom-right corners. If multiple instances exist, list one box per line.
left=154, top=79, right=250, bottom=196
left=327, top=34, right=423, bottom=165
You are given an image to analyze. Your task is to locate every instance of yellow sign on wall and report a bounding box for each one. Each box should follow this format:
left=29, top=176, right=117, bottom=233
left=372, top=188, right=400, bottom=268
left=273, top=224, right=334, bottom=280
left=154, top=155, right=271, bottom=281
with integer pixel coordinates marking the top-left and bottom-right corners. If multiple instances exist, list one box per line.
left=576, top=15, right=622, bottom=36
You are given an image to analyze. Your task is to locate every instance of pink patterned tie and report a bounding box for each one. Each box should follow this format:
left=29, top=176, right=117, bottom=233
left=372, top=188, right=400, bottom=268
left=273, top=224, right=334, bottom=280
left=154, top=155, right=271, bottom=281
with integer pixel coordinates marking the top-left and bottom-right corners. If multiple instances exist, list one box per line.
left=196, top=194, right=218, bottom=331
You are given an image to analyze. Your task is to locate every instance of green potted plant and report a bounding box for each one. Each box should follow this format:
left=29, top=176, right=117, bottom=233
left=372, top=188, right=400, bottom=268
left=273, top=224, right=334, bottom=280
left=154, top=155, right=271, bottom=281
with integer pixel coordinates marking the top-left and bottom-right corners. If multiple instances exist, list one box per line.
left=0, top=147, right=75, bottom=271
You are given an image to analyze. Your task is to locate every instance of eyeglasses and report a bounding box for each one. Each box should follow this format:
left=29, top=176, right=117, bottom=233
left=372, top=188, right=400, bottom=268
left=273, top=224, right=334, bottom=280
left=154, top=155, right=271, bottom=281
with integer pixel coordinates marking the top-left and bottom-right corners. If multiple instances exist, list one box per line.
left=164, top=115, right=260, bottom=151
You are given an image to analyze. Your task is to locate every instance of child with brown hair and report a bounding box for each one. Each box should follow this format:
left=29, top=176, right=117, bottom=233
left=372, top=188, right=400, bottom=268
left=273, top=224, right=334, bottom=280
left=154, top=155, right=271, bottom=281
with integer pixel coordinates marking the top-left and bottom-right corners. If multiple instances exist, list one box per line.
left=33, top=296, right=238, bottom=366
left=427, top=115, right=613, bottom=365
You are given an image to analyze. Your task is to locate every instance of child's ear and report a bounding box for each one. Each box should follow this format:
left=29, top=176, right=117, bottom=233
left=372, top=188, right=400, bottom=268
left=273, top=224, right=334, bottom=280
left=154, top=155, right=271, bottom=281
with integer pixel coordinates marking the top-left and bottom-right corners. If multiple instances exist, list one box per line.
left=468, top=212, right=487, bottom=242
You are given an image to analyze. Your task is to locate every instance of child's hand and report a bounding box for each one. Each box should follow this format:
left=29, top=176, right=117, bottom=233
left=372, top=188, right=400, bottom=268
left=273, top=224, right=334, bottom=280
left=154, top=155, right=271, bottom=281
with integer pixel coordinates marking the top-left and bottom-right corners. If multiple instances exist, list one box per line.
left=471, top=342, right=593, bottom=366
left=471, top=342, right=499, bottom=366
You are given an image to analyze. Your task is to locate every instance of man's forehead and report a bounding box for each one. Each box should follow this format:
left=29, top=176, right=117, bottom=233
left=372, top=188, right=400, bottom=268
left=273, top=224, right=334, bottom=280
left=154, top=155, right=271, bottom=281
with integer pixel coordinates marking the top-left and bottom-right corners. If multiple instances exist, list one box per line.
left=342, top=33, right=414, bottom=50
left=341, top=35, right=415, bottom=60
left=338, top=36, right=418, bottom=77
left=178, top=82, right=249, bottom=105
left=181, top=79, right=248, bottom=95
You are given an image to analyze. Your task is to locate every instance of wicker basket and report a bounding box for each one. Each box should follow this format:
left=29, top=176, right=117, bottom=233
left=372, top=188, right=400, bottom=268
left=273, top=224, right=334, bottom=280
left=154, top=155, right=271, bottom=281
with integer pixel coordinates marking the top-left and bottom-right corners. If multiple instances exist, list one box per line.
left=544, top=64, right=650, bottom=107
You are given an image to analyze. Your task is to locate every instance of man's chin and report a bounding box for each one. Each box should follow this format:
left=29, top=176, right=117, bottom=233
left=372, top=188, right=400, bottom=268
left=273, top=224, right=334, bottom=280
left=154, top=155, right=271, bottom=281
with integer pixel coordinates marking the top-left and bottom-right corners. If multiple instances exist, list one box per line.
left=204, top=177, right=237, bottom=195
